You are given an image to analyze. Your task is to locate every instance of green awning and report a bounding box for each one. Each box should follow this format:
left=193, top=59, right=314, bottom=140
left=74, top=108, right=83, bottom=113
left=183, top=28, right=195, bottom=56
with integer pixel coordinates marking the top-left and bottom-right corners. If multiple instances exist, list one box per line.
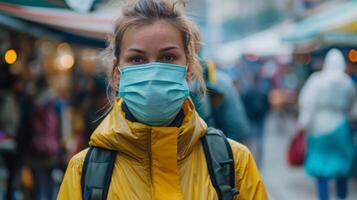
left=0, top=0, right=116, bottom=40
left=0, top=0, right=68, bottom=8
left=282, top=1, right=357, bottom=44
left=322, top=32, right=357, bottom=45
left=0, top=0, right=103, bottom=12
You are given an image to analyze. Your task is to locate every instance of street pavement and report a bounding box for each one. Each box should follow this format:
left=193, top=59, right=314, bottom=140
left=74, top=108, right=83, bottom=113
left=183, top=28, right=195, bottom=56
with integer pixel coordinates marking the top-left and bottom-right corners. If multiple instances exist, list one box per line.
left=261, top=112, right=357, bottom=200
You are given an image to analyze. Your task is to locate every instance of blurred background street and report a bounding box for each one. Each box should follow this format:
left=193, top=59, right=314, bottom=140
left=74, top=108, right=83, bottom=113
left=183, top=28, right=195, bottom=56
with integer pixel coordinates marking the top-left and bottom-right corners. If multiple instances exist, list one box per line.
left=0, top=0, right=357, bottom=199
left=262, top=112, right=357, bottom=200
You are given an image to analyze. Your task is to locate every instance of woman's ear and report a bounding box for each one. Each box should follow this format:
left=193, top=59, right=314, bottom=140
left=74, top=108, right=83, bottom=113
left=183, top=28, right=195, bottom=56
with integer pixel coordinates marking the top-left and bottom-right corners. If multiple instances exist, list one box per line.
left=113, top=58, right=120, bottom=76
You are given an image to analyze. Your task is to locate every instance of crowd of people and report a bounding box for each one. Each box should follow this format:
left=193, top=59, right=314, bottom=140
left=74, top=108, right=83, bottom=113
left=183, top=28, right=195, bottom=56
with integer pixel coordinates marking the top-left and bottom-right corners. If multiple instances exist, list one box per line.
left=0, top=47, right=110, bottom=199
left=298, top=49, right=357, bottom=200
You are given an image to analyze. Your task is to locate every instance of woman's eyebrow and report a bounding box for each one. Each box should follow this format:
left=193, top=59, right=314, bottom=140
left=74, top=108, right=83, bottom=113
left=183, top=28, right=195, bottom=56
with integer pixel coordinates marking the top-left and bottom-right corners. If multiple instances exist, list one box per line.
left=159, top=46, right=179, bottom=52
left=127, top=48, right=146, bottom=54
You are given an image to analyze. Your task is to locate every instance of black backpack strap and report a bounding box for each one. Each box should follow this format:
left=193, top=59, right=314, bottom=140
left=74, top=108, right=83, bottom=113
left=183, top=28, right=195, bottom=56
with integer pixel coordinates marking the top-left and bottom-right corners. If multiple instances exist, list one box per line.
left=201, top=127, right=239, bottom=200
left=81, top=147, right=117, bottom=200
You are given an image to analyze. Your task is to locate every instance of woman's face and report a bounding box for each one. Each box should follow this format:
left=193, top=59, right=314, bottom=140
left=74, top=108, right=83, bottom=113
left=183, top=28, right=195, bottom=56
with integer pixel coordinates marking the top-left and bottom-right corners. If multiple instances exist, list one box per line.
left=119, top=20, right=187, bottom=67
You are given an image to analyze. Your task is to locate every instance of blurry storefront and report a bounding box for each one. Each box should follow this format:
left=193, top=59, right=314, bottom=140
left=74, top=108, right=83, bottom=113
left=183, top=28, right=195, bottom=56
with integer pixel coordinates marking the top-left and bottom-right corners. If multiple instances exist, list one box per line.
left=0, top=0, right=119, bottom=142
left=187, top=0, right=287, bottom=58
left=283, top=0, right=357, bottom=81
left=282, top=0, right=357, bottom=179
left=0, top=2, right=120, bottom=198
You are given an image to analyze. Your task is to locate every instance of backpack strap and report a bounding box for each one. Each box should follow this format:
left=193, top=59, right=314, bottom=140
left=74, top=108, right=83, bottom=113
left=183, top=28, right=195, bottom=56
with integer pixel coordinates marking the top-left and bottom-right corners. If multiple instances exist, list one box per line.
left=201, top=127, right=239, bottom=200
left=81, top=147, right=117, bottom=200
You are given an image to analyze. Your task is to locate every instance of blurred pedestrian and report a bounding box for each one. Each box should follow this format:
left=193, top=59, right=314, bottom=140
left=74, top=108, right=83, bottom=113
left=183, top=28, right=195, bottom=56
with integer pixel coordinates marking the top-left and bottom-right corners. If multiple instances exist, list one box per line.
left=210, top=68, right=250, bottom=143
left=58, top=0, right=267, bottom=199
left=83, top=75, right=108, bottom=146
left=0, top=64, right=21, bottom=200
left=299, top=49, right=356, bottom=200
left=188, top=28, right=249, bottom=142
left=191, top=60, right=250, bottom=142
left=24, top=76, right=61, bottom=200
left=243, top=74, right=270, bottom=167
left=346, top=57, right=357, bottom=179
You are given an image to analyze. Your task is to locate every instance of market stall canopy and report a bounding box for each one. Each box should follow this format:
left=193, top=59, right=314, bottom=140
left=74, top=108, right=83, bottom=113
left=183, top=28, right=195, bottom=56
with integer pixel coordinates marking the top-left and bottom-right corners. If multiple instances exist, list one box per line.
left=0, top=1, right=119, bottom=41
left=282, top=0, right=357, bottom=44
left=0, top=0, right=104, bottom=13
left=215, top=21, right=293, bottom=64
left=322, top=32, right=357, bottom=45
left=0, top=0, right=69, bottom=9
left=322, top=14, right=357, bottom=45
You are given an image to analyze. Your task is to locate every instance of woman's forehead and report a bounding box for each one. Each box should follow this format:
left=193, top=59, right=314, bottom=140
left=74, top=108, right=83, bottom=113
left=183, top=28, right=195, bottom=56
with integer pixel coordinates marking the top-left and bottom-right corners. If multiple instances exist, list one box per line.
left=120, top=20, right=184, bottom=52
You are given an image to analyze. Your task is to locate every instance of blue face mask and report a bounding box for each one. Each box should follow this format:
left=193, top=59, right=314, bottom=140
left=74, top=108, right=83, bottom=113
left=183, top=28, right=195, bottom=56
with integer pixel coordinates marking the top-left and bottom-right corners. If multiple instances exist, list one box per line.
left=118, top=62, right=189, bottom=126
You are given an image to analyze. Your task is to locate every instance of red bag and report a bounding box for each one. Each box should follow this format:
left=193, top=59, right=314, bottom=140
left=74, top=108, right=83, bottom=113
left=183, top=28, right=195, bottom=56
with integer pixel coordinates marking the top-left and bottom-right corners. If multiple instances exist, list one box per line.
left=287, top=128, right=306, bottom=166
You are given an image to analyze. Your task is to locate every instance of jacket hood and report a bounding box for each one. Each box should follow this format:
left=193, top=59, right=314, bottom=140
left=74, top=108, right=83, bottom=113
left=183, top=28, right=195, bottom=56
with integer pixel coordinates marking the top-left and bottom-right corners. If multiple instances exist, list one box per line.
left=298, top=48, right=355, bottom=134
left=89, top=98, right=208, bottom=161
left=323, top=48, right=346, bottom=73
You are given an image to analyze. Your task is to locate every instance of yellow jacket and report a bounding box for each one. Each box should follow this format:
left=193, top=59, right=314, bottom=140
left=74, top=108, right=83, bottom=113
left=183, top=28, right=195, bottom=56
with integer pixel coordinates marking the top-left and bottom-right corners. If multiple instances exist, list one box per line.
left=58, top=99, right=268, bottom=200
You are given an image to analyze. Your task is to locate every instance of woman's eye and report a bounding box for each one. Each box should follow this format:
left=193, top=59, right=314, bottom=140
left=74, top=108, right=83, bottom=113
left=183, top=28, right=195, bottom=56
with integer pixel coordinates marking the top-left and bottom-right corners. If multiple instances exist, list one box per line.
left=130, top=57, right=144, bottom=64
left=161, top=54, right=176, bottom=63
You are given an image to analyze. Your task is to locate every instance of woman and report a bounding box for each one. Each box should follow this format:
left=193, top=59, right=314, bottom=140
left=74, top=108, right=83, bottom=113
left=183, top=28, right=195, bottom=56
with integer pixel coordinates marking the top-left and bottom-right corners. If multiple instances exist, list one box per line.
left=299, top=48, right=356, bottom=200
left=58, top=0, right=267, bottom=199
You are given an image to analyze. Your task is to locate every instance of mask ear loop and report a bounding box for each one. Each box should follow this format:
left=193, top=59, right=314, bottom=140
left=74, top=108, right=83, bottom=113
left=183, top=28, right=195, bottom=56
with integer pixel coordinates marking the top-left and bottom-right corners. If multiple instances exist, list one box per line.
left=111, top=58, right=120, bottom=85
left=111, top=57, right=121, bottom=101
left=115, top=66, right=121, bottom=78
left=186, top=64, right=191, bottom=81
left=115, top=66, right=122, bottom=100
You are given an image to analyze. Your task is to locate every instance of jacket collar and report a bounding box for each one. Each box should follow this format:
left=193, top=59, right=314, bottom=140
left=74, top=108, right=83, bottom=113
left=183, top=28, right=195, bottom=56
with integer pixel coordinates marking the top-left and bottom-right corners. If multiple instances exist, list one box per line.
left=89, top=98, right=207, bottom=161
left=121, top=101, right=185, bottom=128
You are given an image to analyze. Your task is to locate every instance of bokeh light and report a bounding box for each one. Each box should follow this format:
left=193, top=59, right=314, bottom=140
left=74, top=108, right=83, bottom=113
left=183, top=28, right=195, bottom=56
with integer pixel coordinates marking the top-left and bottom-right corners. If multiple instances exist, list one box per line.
left=57, top=54, right=74, bottom=70
left=348, top=49, right=357, bottom=63
left=4, top=49, right=17, bottom=64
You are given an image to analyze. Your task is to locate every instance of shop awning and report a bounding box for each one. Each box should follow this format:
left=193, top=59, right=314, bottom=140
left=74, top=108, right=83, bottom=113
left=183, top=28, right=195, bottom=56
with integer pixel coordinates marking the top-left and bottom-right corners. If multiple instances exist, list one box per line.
left=282, top=1, right=357, bottom=44
left=0, top=1, right=118, bottom=40
left=216, top=21, right=293, bottom=63
left=0, top=0, right=69, bottom=9
left=0, top=13, right=106, bottom=46
left=319, top=15, right=357, bottom=45
left=0, top=0, right=104, bottom=12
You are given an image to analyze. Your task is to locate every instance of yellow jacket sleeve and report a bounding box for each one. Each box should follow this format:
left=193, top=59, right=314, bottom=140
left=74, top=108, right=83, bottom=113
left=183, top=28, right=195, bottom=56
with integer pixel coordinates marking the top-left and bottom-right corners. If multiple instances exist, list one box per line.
left=57, top=149, right=87, bottom=200
left=230, top=141, right=268, bottom=200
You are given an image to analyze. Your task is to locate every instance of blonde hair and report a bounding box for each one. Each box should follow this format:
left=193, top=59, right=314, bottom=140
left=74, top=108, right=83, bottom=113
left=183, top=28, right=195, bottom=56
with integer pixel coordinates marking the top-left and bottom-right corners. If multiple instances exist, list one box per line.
left=106, top=0, right=205, bottom=102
